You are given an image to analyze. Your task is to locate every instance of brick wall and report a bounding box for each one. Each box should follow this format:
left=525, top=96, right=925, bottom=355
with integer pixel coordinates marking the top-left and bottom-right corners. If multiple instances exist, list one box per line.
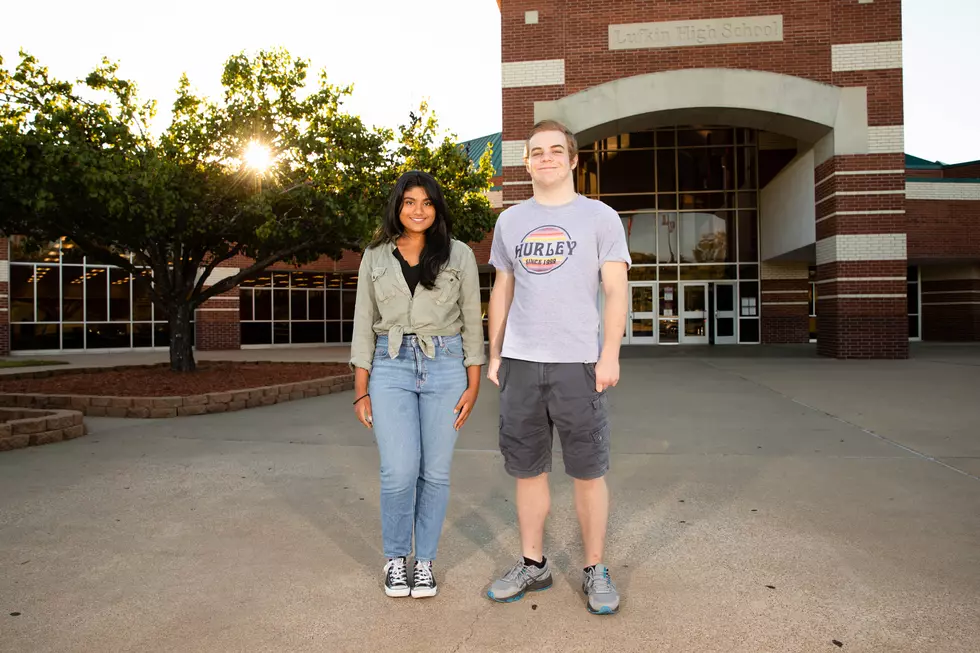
left=195, top=286, right=240, bottom=351
left=760, top=264, right=809, bottom=344
left=907, top=200, right=980, bottom=260
left=921, top=274, right=980, bottom=342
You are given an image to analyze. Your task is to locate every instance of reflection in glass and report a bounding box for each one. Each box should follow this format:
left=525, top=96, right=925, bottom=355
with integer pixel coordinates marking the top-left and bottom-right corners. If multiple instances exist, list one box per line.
left=659, top=319, right=679, bottom=343
left=62, top=267, right=85, bottom=321
left=658, top=212, right=678, bottom=264
left=628, top=266, right=657, bottom=281
left=86, top=268, right=108, bottom=321
left=10, top=265, right=34, bottom=323
left=109, top=268, right=131, bottom=321
left=11, top=324, right=59, bottom=351
left=254, top=289, right=272, bottom=320
left=133, top=271, right=154, bottom=321
left=599, top=150, right=656, bottom=194
left=87, top=323, right=129, bottom=349
left=273, top=288, right=289, bottom=320
left=623, top=212, right=657, bottom=264
left=240, top=289, right=254, bottom=321
left=291, top=290, right=308, bottom=321
left=632, top=319, right=655, bottom=338
left=684, top=284, right=707, bottom=312
left=309, top=290, right=325, bottom=321
left=657, top=150, right=676, bottom=192
left=679, top=212, right=732, bottom=263
left=576, top=150, right=598, bottom=194
left=631, top=285, right=654, bottom=313
left=133, top=323, right=153, bottom=348
left=677, top=147, right=734, bottom=192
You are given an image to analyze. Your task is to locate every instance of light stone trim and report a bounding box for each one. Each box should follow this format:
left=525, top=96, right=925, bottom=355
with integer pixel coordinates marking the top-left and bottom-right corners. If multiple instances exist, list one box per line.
left=0, top=260, right=8, bottom=283
left=525, top=10, right=539, bottom=25
left=818, top=294, right=906, bottom=300
left=502, top=140, right=526, bottom=167
left=196, top=267, right=240, bottom=286
left=831, top=41, right=902, bottom=72
left=868, top=126, right=904, bottom=154
left=503, top=180, right=533, bottom=186
left=815, top=190, right=906, bottom=205
left=502, top=59, right=565, bottom=89
left=815, top=170, right=907, bottom=187
left=906, top=182, right=980, bottom=201
left=815, top=277, right=906, bottom=284
left=816, top=209, right=905, bottom=224
left=816, top=234, right=906, bottom=264
left=761, top=262, right=809, bottom=280
left=534, top=68, right=868, bottom=154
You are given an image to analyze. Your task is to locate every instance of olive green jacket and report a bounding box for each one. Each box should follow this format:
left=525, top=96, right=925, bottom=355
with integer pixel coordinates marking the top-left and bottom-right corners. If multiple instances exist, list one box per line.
left=349, top=239, right=487, bottom=373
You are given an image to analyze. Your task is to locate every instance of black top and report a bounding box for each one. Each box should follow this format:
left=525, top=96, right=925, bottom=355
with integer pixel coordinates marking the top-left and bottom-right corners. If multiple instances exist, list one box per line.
left=392, top=247, right=422, bottom=296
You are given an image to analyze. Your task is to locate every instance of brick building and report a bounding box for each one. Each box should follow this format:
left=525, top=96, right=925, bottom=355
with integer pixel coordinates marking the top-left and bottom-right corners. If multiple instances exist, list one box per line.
left=1, top=0, right=978, bottom=358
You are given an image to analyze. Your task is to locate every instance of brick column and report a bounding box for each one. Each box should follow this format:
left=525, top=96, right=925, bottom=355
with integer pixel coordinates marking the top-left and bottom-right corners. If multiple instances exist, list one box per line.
left=814, top=155, right=908, bottom=358
left=0, top=238, right=9, bottom=356
left=760, top=263, right=810, bottom=344
left=921, top=265, right=980, bottom=341
left=194, top=267, right=241, bottom=351
left=501, top=2, right=565, bottom=208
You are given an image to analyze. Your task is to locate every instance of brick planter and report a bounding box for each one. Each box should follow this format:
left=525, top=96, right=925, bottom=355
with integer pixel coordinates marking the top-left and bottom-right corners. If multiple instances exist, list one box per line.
left=0, top=407, right=87, bottom=452
left=0, top=374, right=354, bottom=419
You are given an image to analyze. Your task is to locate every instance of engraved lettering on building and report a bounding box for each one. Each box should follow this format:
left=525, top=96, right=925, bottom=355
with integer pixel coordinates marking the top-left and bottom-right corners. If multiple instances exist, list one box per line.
left=609, top=16, right=784, bottom=51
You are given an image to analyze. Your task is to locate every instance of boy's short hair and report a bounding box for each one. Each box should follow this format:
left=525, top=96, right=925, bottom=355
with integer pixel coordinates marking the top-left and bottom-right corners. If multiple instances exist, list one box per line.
left=524, top=119, right=578, bottom=161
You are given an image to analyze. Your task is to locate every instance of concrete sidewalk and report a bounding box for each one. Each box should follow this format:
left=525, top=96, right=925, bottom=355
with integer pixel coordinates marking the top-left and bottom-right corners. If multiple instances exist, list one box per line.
left=1, top=351, right=979, bottom=651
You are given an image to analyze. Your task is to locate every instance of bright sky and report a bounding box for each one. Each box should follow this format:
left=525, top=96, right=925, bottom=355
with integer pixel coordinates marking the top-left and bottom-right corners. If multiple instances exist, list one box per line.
left=2, top=0, right=977, bottom=163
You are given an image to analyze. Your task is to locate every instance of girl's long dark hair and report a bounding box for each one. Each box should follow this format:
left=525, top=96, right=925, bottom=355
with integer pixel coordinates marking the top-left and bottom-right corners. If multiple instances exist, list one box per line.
left=369, top=170, right=453, bottom=290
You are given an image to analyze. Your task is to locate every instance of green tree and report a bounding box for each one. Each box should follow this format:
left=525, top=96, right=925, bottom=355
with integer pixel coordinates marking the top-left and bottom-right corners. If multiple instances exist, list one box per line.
left=0, top=49, right=495, bottom=371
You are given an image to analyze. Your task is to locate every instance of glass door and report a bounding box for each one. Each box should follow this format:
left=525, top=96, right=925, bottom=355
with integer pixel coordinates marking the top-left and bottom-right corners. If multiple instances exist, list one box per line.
left=659, top=282, right=679, bottom=344
left=714, top=282, right=737, bottom=345
left=628, top=283, right=657, bottom=344
left=680, top=282, right=709, bottom=344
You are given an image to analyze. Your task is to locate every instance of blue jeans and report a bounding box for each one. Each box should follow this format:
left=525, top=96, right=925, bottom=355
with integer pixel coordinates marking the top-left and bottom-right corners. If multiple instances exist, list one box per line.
left=369, top=334, right=469, bottom=562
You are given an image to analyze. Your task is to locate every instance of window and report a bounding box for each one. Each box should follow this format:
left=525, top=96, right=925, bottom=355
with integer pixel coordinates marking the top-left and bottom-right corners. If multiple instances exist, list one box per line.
left=8, top=244, right=179, bottom=351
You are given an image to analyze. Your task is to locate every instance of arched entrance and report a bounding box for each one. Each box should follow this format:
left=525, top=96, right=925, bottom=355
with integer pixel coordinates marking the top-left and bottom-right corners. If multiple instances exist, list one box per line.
left=534, top=69, right=873, bottom=347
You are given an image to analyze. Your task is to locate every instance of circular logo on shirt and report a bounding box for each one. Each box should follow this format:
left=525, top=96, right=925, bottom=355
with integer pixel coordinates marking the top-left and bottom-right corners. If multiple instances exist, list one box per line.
left=517, top=225, right=576, bottom=275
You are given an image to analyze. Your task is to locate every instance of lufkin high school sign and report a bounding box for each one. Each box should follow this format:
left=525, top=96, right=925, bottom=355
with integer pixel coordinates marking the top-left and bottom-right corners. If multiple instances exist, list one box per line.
left=609, top=15, right=784, bottom=50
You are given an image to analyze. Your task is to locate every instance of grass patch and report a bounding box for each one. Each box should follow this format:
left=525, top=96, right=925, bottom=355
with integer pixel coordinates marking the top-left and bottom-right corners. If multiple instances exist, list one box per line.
left=0, top=359, right=69, bottom=369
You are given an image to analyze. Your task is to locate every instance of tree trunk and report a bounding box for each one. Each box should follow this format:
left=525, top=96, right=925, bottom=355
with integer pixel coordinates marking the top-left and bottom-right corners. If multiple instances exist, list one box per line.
left=168, top=303, right=196, bottom=373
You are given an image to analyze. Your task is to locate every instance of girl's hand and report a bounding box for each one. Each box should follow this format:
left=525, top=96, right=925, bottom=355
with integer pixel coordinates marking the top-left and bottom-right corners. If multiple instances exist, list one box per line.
left=354, top=395, right=373, bottom=429
left=453, top=387, right=478, bottom=431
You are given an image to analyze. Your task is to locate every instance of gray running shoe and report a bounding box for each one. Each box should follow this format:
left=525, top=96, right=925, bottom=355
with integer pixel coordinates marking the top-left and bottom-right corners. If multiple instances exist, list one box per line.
left=487, top=558, right=553, bottom=603
left=583, top=564, right=619, bottom=615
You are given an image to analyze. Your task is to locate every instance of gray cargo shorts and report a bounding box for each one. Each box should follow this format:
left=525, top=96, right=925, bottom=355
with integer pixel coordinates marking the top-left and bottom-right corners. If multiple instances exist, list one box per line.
left=497, top=357, right=611, bottom=480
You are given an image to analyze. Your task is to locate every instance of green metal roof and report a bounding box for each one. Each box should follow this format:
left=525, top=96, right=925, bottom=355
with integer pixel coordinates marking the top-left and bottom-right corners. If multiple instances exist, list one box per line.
left=459, top=132, right=502, bottom=176
left=905, top=154, right=944, bottom=169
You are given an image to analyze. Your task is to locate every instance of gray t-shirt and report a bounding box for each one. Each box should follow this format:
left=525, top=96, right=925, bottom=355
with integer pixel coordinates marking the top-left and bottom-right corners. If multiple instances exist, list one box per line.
left=490, top=194, right=632, bottom=363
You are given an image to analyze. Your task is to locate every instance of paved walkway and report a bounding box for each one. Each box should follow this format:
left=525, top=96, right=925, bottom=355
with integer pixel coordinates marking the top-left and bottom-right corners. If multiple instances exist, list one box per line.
left=1, top=346, right=979, bottom=651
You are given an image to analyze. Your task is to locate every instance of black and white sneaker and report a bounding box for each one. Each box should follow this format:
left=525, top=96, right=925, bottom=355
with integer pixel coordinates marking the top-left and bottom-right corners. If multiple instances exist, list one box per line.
left=384, top=557, right=410, bottom=597
left=411, top=560, right=437, bottom=598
